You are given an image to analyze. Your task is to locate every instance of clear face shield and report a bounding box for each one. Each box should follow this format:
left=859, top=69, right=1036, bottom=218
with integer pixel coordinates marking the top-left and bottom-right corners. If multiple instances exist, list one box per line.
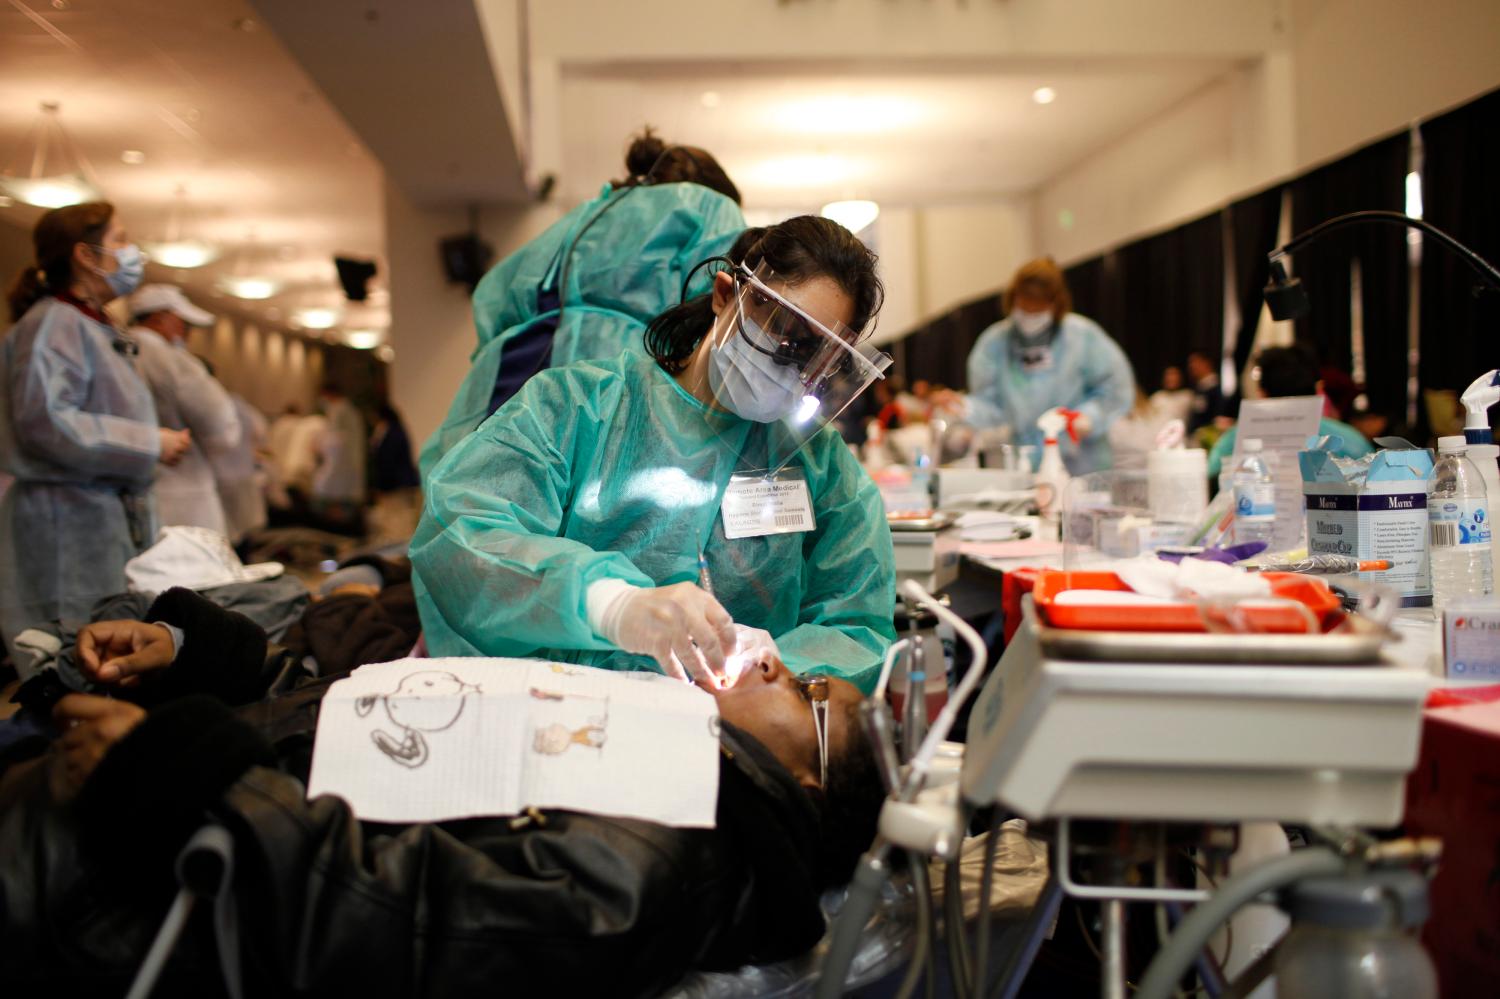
left=693, top=261, right=891, bottom=473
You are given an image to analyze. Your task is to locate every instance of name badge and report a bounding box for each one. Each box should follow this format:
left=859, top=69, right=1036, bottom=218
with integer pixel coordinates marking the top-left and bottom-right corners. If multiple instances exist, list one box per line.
left=720, top=470, right=816, bottom=539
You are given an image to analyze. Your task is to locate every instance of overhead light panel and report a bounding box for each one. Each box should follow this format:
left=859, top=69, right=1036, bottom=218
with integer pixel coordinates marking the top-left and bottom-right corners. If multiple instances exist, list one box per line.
left=345, top=330, right=382, bottom=350
left=772, top=95, right=923, bottom=135
left=1032, top=86, right=1057, bottom=105
left=821, top=199, right=880, bottom=235
left=747, top=154, right=857, bottom=189
left=0, top=103, right=104, bottom=208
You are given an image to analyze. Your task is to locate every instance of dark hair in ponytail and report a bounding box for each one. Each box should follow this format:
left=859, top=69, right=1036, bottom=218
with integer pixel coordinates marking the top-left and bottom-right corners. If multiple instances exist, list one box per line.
left=7, top=201, right=114, bottom=321
left=616, top=128, right=741, bottom=206
left=645, top=215, right=885, bottom=375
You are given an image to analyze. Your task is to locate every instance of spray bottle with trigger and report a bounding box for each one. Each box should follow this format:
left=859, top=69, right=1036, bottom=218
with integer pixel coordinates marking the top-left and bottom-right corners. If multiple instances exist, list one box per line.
left=1460, top=370, right=1500, bottom=588
left=1035, top=406, right=1081, bottom=530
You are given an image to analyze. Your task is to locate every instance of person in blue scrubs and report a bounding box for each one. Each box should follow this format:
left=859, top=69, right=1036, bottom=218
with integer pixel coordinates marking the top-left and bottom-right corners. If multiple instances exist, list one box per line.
left=412, top=216, right=897, bottom=693
left=419, top=131, right=747, bottom=477
left=0, top=203, right=191, bottom=664
left=963, top=257, right=1135, bottom=474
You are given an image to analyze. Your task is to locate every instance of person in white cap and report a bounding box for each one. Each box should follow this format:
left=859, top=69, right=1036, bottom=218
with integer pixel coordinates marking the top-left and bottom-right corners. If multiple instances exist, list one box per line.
left=128, top=284, right=241, bottom=534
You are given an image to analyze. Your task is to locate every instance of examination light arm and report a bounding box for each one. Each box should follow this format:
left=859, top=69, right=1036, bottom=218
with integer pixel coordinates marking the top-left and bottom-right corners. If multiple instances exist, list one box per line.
left=1264, top=210, right=1500, bottom=320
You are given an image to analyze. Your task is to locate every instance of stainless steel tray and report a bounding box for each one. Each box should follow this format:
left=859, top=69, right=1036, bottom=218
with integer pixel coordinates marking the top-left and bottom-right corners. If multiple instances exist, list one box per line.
left=888, top=510, right=960, bottom=532
left=1024, top=598, right=1394, bottom=666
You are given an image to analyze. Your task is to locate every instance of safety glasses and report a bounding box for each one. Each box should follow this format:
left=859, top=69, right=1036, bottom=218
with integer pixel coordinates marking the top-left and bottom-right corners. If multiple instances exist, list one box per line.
left=798, top=675, right=830, bottom=788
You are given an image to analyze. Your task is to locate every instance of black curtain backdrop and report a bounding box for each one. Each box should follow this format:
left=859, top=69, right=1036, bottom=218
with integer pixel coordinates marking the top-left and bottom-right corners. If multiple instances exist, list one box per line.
left=898, top=291, right=1003, bottom=389
left=1063, top=252, right=1126, bottom=347
left=1289, top=132, right=1410, bottom=415
left=1229, top=187, right=1284, bottom=377
left=1111, top=212, right=1224, bottom=392
left=1419, top=87, right=1500, bottom=396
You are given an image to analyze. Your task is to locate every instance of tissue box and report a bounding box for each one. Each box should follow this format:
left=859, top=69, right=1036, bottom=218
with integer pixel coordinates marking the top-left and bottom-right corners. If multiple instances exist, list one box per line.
left=1443, top=600, right=1500, bottom=679
left=1300, top=445, right=1433, bottom=606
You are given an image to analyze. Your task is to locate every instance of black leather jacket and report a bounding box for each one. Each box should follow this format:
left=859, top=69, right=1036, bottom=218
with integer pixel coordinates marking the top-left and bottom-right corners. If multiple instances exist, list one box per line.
left=0, top=590, right=828, bottom=997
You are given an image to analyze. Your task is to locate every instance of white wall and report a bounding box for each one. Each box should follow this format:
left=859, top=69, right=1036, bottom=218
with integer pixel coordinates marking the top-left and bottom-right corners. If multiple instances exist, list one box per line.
left=383, top=181, right=561, bottom=452
left=194, top=317, right=324, bottom=419
left=1289, top=0, right=1500, bottom=170
left=1032, top=0, right=1500, bottom=264
left=865, top=200, right=1033, bottom=341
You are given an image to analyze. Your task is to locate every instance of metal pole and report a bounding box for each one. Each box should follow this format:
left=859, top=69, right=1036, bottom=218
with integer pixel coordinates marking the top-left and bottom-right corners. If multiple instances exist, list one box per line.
left=1101, top=899, right=1127, bottom=999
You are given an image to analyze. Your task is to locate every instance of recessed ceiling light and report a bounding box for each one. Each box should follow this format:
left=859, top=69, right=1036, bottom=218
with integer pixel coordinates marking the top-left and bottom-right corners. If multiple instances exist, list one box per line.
left=121, top=149, right=145, bottom=165
left=700, top=91, right=721, bottom=109
left=345, top=330, right=382, bottom=350
left=1032, top=86, right=1057, bottom=105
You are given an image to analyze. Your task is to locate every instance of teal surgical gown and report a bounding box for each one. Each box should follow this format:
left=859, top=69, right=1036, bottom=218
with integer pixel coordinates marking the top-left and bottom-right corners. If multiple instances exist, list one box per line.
left=411, top=352, right=897, bottom=692
left=966, top=312, right=1136, bottom=474
left=0, top=296, right=160, bottom=660
left=418, top=182, right=746, bottom=479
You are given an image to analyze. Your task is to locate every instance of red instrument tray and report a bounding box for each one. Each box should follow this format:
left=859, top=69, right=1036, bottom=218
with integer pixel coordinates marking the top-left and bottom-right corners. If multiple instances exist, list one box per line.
left=1032, top=570, right=1344, bottom=634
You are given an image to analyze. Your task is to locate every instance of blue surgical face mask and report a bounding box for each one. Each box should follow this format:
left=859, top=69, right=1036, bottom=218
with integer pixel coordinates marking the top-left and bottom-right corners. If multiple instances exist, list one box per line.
left=92, top=243, right=145, bottom=298
left=708, top=314, right=805, bottom=423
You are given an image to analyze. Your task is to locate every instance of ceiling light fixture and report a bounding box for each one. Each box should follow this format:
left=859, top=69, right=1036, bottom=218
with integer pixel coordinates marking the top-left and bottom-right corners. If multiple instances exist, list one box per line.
left=217, top=231, right=281, bottom=300
left=0, top=102, right=104, bottom=208
left=345, top=330, right=382, bottom=350
left=295, top=308, right=339, bottom=330
left=821, top=199, right=880, bottom=235
left=1032, top=86, right=1057, bottom=105
left=219, top=276, right=279, bottom=300
left=121, top=149, right=146, bottom=165
left=142, top=186, right=220, bottom=269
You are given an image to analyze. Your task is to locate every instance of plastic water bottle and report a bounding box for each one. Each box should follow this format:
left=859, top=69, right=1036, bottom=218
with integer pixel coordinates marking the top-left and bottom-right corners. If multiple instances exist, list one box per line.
left=1428, top=435, right=1493, bottom=614
left=1231, top=438, right=1276, bottom=547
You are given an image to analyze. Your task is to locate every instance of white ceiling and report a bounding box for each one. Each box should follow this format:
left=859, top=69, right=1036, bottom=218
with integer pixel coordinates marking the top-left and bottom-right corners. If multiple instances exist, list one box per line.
left=559, top=57, right=1241, bottom=211
left=0, top=0, right=386, bottom=340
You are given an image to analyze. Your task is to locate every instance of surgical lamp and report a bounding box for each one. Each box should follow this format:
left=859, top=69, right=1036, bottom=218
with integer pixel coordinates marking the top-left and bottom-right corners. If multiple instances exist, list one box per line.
left=1263, top=209, right=1500, bottom=321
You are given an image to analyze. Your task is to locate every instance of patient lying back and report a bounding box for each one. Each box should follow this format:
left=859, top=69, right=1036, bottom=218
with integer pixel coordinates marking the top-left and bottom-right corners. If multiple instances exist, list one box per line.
left=0, top=588, right=883, bottom=998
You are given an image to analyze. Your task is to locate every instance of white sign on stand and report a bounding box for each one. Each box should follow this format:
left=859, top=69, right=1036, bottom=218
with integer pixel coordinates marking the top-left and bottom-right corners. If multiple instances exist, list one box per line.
left=1230, top=396, right=1324, bottom=551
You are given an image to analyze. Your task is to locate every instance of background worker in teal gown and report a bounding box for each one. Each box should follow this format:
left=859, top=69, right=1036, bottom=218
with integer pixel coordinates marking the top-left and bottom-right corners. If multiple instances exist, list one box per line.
left=412, top=216, right=898, bottom=693
left=419, top=131, right=746, bottom=478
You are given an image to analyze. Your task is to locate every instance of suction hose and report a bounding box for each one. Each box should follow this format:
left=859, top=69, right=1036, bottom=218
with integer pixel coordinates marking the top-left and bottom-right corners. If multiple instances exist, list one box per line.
left=1135, top=847, right=1345, bottom=999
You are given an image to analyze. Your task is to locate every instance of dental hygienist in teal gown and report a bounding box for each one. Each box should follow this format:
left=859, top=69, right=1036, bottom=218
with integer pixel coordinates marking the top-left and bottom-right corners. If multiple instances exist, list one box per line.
left=412, top=216, right=897, bottom=692
left=418, top=132, right=746, bottom=478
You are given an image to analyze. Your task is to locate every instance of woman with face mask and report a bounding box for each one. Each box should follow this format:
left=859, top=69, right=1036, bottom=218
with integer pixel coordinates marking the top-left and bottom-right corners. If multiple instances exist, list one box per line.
left=412, top=216, right=898, bottom=693
left=0, top=202, right=190, bottom=669
left=962, top=257, right=1135, bottom=474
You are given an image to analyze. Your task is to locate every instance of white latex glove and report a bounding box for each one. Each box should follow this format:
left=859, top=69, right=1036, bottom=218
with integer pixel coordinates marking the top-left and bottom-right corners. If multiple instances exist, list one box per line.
left=722, top=625, right=781, bottom=686
left=1071, top=412, right=1093, bottom=438
left=597, top=582, right=737, bottom=685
